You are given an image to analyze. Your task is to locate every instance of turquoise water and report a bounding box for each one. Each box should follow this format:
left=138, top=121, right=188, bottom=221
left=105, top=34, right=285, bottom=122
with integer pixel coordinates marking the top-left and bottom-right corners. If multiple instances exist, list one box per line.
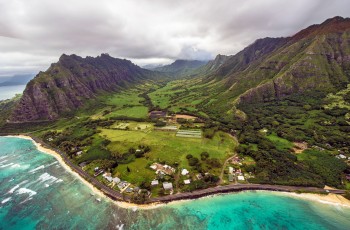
left=0, top=85, right=26, bottom=101
left=0, top=137, right=350, bottom=229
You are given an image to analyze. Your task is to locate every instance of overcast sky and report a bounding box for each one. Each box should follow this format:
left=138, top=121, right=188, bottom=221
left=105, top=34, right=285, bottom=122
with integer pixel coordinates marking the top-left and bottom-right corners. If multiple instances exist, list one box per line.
left=0, top=0, right=349, bottom=77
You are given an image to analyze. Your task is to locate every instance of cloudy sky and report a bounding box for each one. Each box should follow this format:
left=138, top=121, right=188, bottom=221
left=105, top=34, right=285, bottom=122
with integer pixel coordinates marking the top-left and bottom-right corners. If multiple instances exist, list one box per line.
left=0, top=0, right=349, bottom=77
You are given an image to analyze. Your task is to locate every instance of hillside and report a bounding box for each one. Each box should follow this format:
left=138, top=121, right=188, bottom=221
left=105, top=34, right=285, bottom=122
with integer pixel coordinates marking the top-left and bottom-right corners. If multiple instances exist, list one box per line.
left=219, top=16, right=350, bottom=104
left=9, top=54, right=159, bottom=122
left=154, top=59, right=208, bottom=77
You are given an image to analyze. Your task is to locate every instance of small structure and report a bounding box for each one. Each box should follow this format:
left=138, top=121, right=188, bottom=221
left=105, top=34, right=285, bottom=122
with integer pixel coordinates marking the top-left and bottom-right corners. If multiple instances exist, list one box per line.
left=176, top=130, right=202, bottom=139
left=337, top=154, right=347, bottom=159
left=228, top=174, right=234, bottom=182
left=125, top=187, right=133, bottom=193
left=151, top=180, right=159, bottom=186
left=150, top=163, right=176, bottom=175
left=181, top=169, right=189, bottom=176
left=76, top=151, right=83, bottom=156
left=228, top=167, right=234, bottom=174
left=79, top=162, right=88, bottom=167
left=113, top=177, right=121, bottom=184
left=196, top=174, right=203, bottom=180
left=149, top=111, right=166, bottom=119
left=184, top=179, right=191, bottom=185
left=163, top=182, right=173, bottom=190
left=154, top=126, right=178, bottom=132
left=237, top=175, right=245, bottom=181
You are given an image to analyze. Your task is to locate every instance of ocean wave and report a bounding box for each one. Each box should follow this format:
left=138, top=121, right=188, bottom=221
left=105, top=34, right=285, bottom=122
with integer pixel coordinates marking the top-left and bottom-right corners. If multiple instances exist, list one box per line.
left=16, top=188, right=37, bottom=197
left=1, top=197, right=11, bottom=204
left=29, top=165, right=45, bottom=173
left=8, top=180, right=29, bottom=194
left=10, top=164, right=21, bottom=168
left=37, top=172, right=58, bottom=185
left=0, top=159, right=8, bottom=164
left=0, top=163, right=14, bottom=168
left=46, top=161, right=58, bottom=167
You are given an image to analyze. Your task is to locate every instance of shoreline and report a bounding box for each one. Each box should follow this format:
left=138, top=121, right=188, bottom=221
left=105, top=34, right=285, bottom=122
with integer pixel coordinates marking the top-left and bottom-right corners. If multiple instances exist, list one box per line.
left=4, top=135, right=163, bottom=210
left=3, top=135, right=350, bottom=210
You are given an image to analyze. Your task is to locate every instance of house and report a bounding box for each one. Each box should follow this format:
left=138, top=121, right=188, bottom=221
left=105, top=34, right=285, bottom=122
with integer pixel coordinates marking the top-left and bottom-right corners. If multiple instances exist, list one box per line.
left=150, top=163, right=176, bottom=175
left=76, top=151, right=83, bottom=156
left=125, top=187, right=133, bottom=193
left=103, top=174, right=113, bottom=182
left=163, top=182, right=173, bottom=190
left=149, top=111, right=166, bottom=119
left=228, top=167, right=234, bottom=174
left=184, top=179, right=191, bottom=185
left=79, top=162, right=88, bottom=167
left=113, top=177, right=121, bottom=184
left=196, top=174, right=203, bottom=180
left=181, top=169, right=189, bottom=176
left=237, top=175, right=245, bottom=181
left=228, top=175, right=234, bottom=182
left=151, top=180, right=159, bottom=186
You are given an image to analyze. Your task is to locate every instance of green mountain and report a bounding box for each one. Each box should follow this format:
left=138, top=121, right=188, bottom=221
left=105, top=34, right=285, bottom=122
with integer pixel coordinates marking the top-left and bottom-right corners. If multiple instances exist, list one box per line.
left=9, top=54, right=159, bottom=122
left=153, top=59, right=208, bottom=77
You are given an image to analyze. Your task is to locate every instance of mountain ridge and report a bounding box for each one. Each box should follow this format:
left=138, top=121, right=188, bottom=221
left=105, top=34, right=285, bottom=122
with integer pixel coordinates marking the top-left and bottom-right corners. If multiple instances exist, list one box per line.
left=9, top=54, right=158, bottom=122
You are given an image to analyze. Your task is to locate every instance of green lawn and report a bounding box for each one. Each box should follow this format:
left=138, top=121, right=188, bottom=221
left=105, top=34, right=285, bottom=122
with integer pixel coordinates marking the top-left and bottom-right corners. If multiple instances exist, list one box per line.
left=99, top=128, right=237, bottom=184
left=266, top=133, right=293, bottom=151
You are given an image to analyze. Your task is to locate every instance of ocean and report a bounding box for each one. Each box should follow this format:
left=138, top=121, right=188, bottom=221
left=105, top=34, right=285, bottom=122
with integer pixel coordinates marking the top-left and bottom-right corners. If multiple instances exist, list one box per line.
left=0, top=85, right=26, bottom=101
left=0, top=136, right=350, bottom=230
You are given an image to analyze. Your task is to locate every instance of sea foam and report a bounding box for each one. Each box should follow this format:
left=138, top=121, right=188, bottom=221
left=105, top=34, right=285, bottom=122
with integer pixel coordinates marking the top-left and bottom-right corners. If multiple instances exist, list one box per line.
left=37, top=172, right=58, bottom=185
left=1, top=197, right=11, bottom=204
left=29, top=165, right=45, bottom=173
left=16, top=188, right=37, bottom=197
left=0, top=163, right=14, bottom=168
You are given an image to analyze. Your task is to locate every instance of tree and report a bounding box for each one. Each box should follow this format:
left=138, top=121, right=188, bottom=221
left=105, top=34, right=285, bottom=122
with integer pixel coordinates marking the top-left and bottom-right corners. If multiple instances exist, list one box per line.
left=200, top=152, right=209, bottom=161
left=127, top=166, right=131, bottom=172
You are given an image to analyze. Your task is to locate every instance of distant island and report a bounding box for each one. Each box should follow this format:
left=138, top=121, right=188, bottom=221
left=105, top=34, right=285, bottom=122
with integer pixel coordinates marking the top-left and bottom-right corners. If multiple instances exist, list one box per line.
left=0, top=74, right=34, bottom=87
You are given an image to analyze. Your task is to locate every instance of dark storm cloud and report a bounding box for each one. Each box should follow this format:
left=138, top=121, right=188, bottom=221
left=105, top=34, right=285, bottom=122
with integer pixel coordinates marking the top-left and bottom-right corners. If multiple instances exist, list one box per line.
left=0, top=0, right=349, bottom=76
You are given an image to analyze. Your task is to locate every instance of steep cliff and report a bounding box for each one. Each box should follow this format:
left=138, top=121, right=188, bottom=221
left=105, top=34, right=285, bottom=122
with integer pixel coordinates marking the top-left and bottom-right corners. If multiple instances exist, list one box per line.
left=10, top=54, right=156, bottom=122
left=202, top=16, right=350, bottom=105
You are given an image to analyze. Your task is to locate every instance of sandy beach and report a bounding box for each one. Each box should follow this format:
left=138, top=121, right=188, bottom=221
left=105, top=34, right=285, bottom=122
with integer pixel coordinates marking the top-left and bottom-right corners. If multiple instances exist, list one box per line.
left=3, top=135, right=350, bottom=210
left=284, top=192, right=350, bottom=208
left=4, top=135, right=164, bottom=210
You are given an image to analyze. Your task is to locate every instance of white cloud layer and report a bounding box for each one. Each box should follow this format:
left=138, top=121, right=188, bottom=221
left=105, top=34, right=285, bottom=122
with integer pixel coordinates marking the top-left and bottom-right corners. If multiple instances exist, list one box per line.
left=0, top=0, right=349, bottom=76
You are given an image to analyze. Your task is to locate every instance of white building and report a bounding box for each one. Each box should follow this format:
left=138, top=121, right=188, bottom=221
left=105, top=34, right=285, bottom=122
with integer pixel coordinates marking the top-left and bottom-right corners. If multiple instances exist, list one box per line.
left=163, top=182, right=173, bottom=190
left=151, top=180, right=159, bottom=186
left=181, top=169, right=189, bottom=176
left=184, top=179, right=191, bottom=185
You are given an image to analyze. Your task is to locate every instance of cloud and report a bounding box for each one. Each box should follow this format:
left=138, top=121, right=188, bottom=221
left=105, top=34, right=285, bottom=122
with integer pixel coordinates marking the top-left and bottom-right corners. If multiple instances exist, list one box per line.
left=0, top=0, right=349, bottom=76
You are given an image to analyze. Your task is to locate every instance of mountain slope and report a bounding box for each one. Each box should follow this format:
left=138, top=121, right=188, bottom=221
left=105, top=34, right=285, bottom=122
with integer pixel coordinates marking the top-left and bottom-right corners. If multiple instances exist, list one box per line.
left=10, top=54, right=158, bottom=122
left=154, top=59, right=208, bottom=77
left=192, top=17, right=350, bottom=116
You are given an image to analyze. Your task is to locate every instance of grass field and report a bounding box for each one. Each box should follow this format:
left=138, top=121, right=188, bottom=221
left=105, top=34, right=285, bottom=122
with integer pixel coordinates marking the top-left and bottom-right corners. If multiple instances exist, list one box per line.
left=99, top=128, right=237, bottom=184
left=91, top=89, right=149, bottom=119
left=266, top=133, right=293, bottom=151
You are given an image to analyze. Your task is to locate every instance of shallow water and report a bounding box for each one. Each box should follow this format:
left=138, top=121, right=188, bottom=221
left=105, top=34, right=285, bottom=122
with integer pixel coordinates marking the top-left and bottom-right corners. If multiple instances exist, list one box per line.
left=0, top=137, right=349, bottom=229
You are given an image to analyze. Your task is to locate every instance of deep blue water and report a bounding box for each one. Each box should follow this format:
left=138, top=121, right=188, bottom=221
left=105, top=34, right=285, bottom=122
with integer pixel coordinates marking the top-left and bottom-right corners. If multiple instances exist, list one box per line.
left=0, top=136, right=350, bottom=229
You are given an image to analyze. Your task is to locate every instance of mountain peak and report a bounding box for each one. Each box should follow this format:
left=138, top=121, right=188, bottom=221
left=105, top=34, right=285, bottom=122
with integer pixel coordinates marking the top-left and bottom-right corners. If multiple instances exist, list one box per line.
left=291, top=16, right=350, bottom=41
